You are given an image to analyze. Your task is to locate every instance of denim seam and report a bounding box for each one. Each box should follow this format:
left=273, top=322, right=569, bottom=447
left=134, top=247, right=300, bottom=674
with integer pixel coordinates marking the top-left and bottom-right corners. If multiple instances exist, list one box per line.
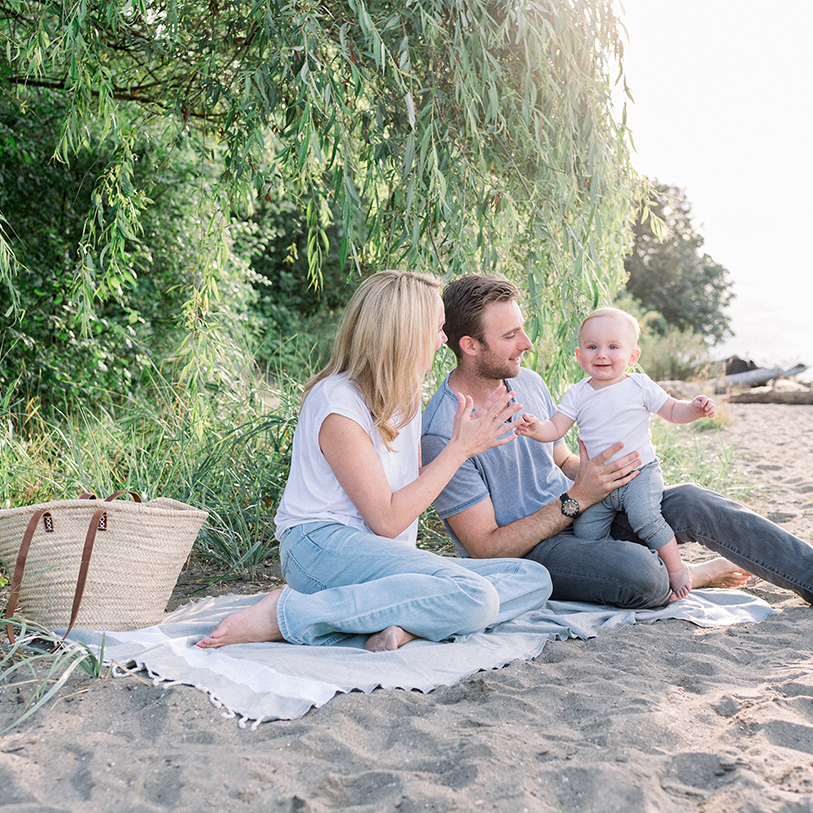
left=275, top=586, right=294, bottom=643
left=276, top=588, right=349, bottom=646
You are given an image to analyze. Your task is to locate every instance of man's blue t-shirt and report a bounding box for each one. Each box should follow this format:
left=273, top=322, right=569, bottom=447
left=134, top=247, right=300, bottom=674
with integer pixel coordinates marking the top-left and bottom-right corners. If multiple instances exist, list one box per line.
left=421, top=367, right=572, bottom=556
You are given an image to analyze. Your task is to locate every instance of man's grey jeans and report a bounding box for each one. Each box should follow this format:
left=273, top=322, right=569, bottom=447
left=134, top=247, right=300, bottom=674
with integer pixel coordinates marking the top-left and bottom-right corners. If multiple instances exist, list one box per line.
left=524, top=483, right=813, bottom=608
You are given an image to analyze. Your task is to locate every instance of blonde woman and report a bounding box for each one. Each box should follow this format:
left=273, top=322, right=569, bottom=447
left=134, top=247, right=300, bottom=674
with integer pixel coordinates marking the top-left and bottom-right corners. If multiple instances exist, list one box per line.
left=199, top=271, right=551, bottom=651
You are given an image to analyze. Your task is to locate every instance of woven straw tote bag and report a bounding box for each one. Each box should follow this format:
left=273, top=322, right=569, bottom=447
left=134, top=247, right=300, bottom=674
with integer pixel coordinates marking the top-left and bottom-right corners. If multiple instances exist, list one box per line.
left=1, top=491, right=208, bottom=640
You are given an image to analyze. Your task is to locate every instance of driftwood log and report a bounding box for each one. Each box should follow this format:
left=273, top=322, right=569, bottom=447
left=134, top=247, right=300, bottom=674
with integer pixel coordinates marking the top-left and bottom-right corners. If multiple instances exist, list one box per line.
left=658, top=364, right=811, bottom=403
left=728, top=389, right=813, bottom=405
left=708, top=364, right=808, bottom=393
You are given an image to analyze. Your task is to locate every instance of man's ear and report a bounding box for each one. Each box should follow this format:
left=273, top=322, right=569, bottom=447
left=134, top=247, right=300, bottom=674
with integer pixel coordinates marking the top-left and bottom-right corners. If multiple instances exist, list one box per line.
left=629, top=347, right=641, bottom=366
left=458, top=335, right=479, bottom=357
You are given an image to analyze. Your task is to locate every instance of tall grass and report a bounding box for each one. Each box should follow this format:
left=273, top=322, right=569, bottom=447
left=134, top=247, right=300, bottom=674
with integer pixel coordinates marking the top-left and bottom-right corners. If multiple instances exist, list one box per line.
left=0, top=617, right=107, bottom=735
left=0, top=368, right=304, bottom=577
left=0, top=355, right=312, bottom=733
left=653, top=418, right=752, bottom=501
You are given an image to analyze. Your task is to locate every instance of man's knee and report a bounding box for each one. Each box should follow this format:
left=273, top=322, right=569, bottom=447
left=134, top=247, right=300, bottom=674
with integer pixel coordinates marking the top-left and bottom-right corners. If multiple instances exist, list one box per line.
left=662, top=482, right=733, bottom=539
left=618, top=565, right=671, bottom=608
left=605, top=548, right=672, bottom=609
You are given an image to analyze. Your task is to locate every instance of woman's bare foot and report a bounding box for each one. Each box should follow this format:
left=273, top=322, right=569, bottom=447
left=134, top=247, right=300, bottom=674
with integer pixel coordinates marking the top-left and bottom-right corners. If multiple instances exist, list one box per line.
left=364, top=626, right=419, bottom=652
left=688, top=557, right=752, bottom=590
left=197, top=589, right=285, bottom=649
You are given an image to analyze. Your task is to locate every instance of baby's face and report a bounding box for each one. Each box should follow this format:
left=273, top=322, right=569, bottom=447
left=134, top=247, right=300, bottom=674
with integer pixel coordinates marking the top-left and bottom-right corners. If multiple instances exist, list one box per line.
left=576, top=315, right=640, bottom=385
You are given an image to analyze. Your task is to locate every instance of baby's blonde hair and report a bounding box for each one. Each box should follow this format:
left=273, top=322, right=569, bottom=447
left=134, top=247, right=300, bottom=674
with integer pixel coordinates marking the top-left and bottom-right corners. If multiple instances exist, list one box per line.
left=304, top=270, right=442, bottom=449
left=579, top=307, right=641, bottom=344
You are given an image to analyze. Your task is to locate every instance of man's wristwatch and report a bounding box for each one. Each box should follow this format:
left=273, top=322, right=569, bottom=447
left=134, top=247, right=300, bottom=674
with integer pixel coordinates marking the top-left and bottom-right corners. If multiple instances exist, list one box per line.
left=559, top=492, right=581, bottom=520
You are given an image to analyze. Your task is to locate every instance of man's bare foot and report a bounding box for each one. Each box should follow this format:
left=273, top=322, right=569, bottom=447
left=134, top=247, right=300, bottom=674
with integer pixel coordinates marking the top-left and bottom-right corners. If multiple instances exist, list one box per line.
left=197, top=589, right=285, bottom=649
left=364, top=626, right=419, bottom=652
left=688, top=558, right=752, bottom=590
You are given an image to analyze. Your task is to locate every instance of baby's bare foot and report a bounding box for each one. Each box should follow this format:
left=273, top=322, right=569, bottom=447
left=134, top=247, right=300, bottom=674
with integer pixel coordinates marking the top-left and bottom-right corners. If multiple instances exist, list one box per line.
left=197, top=589, right=285, bottom=649
left=668, top=565, right=692, bottom=601
left=364, top=626, right=419, bottom=652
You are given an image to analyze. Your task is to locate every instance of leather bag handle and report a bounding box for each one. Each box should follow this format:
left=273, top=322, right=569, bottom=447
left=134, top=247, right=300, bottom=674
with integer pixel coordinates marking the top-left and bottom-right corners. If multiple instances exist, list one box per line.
left=104, top=491, right=142, bottom=503
left=79, top=491, right=142, bottom=503
left=62, top=508, right=107, bottom=644
left=5, top=510, right=52, bottom=644
left=4, top=507, right=109, bottom=647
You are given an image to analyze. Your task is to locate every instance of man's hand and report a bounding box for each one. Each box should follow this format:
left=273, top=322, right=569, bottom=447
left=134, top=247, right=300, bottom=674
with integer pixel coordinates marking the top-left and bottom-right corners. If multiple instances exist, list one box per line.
left=567, top=438, right=641, bottom=511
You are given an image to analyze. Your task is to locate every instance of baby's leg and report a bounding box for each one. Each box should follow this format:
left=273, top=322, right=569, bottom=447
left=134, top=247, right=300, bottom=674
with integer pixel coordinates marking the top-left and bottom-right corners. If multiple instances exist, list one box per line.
left=572, top=495, right=616, bottom=540
left=617, top=463, right=689, bottom=600
left=618, top=463, right=675, bottom=551
left=657, top=537, right=691, bottom=600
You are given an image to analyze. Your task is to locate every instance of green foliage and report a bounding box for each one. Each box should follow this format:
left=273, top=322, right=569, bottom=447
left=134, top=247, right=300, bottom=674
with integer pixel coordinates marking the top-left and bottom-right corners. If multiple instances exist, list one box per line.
left=624, top=181, right=734, bottom=344
left=0, top=619, right=107, bottom=734
left=1, top=0, right=642, bottom=393
left=653, top=419, right=750, bottom=501
left=0, top=91, right=260, bottom=406
left=637, top=324, right=711, bottom=382
left=231, top=198, right=357, bottom=373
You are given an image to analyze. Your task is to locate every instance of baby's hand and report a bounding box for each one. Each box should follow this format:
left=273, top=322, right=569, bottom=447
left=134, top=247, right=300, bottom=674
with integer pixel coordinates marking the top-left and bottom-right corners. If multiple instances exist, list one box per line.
left=690, top=395, right=716, bottom=419
left=515, top=413, right=540, bottom=437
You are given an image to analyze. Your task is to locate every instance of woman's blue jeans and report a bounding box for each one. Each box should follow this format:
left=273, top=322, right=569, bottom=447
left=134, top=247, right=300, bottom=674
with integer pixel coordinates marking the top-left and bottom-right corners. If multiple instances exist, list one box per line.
left=276, top=521, right=552, bottom=646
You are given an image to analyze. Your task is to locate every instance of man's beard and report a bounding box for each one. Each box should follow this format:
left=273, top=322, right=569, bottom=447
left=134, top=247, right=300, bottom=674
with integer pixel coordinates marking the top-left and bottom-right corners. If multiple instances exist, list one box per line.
left=474, top=348, right=520, bottom=382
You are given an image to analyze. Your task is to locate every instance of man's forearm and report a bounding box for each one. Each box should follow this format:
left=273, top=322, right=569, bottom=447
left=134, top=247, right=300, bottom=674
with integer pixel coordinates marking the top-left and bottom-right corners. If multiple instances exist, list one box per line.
left=451, top=442, right=642, bottom=560
left=454, top=499, right=573, bottom=559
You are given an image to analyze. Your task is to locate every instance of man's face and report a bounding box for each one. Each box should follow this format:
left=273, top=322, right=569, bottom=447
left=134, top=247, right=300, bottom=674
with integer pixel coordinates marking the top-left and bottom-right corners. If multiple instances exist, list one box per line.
left=472, top=300, right=533, bottom=380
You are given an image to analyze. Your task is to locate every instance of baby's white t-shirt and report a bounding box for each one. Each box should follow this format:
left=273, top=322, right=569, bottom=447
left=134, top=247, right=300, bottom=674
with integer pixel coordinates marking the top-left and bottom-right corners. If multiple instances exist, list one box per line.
left=557, top=373, right=670, bottom=466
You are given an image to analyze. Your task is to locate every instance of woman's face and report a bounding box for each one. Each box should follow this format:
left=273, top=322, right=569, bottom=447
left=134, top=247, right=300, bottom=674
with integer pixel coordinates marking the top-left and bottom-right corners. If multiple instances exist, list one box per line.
left=422, top=299, right=447, bottom=374
left=434, top=303, right=448, bottom=353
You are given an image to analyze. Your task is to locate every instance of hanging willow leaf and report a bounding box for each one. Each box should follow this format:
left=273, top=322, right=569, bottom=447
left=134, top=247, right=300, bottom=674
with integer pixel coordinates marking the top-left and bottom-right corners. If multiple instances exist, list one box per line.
left=1, top=0, right=643, bottom=383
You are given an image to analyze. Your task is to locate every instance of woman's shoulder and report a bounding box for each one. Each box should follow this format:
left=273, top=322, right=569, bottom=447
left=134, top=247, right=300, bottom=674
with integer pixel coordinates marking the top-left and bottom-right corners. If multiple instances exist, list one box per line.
left=308, top=372, right=358, bottom=398
left=304, top=374, right=372, bottom=426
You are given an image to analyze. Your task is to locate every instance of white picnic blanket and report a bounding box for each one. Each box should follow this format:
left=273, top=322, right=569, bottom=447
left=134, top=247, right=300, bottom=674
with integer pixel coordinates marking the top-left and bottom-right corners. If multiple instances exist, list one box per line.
left=63, top=589, right=776, bottom=728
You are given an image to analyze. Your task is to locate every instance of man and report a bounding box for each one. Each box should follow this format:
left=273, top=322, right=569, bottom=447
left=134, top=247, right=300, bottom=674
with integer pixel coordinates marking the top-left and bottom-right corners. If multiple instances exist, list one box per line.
left=421, top=274, right=813, bottom=608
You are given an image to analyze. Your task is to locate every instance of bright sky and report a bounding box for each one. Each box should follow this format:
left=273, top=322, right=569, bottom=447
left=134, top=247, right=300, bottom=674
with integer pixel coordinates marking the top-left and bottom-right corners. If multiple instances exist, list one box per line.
left=614, top=0, right=813, bottom=378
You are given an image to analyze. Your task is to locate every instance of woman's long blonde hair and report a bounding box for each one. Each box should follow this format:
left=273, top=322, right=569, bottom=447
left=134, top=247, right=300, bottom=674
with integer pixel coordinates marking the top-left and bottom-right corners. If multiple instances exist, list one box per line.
left=303, top=271, right=442, bottom=449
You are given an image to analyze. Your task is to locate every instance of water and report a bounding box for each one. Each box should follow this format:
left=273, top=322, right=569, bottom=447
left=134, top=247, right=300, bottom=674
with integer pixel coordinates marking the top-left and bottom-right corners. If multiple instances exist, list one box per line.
left=715, top=287, right=812, bottom=383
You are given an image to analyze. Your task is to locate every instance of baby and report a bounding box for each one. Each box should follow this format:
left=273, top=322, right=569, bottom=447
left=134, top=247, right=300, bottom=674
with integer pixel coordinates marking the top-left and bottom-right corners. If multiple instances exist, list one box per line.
left=517, top=307, right=715, bottom=601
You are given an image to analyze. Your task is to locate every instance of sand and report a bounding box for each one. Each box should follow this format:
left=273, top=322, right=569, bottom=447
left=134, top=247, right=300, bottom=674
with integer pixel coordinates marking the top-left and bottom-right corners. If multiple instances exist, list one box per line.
left=1, top=403, right=812, bottom=812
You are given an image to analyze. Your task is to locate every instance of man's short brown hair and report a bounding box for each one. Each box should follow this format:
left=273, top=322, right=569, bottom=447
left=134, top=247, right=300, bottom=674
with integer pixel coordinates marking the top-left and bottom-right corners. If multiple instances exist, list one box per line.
left=442, top=274, right=520, bottom=359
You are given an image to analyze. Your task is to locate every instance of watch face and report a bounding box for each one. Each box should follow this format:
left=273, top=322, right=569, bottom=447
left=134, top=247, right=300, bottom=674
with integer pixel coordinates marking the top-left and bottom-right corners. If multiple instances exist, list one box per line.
left=562, top=498, right=579, bottom=517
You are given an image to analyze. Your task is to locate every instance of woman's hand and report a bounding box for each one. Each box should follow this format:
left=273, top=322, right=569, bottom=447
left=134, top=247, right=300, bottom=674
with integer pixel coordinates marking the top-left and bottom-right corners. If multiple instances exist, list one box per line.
left=447, top=385, right=522, bottom=460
